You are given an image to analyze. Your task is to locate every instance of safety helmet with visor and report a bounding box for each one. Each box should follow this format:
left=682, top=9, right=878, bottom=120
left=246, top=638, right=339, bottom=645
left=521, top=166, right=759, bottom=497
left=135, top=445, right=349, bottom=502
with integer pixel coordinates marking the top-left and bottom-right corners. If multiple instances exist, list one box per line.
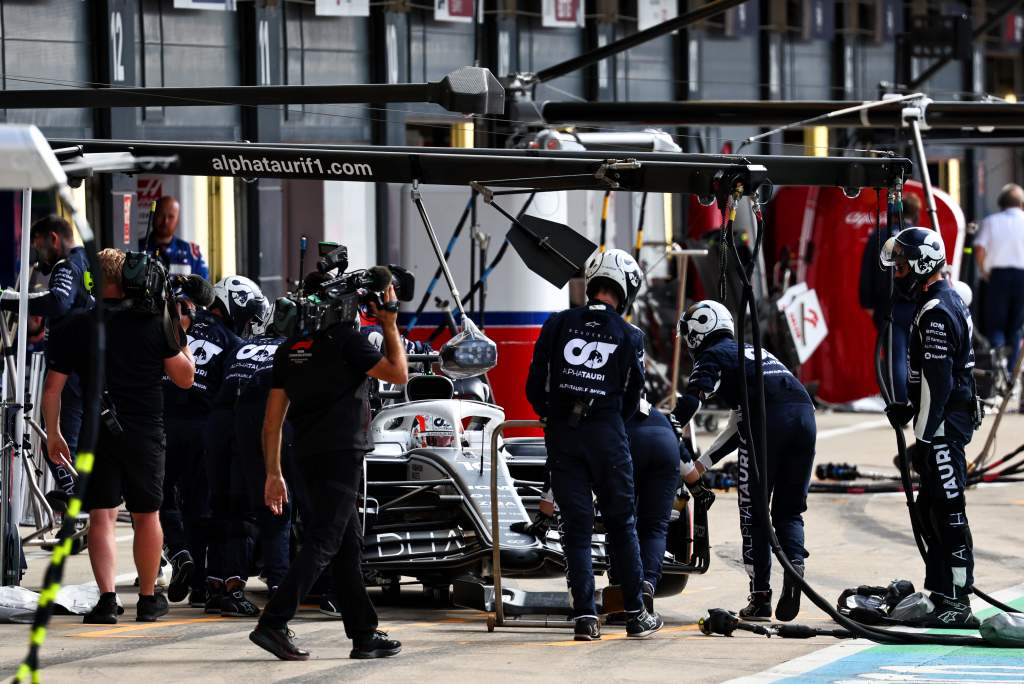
left=679, top=299, right=734, bottom=350
left=212, top=275, right=270, bottom=336
left=584, top=248, right=644, bottom=314
left=879, top=228, right=946, bottom=300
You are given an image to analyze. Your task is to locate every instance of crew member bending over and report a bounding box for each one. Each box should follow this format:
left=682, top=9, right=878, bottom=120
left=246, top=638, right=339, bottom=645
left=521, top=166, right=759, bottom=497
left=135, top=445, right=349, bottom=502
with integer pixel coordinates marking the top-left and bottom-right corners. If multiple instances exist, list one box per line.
left=675, top=300, right=815, bottom=622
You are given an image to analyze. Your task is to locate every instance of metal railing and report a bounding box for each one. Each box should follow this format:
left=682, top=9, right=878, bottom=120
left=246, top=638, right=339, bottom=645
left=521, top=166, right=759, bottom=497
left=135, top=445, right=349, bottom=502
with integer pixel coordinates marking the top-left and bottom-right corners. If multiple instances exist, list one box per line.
left=487, top=419, right=573, bottom=631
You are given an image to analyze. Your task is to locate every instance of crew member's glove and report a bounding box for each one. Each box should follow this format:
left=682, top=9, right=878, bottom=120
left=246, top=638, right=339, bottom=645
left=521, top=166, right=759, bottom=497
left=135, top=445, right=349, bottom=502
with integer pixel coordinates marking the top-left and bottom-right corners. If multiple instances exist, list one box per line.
left=510, top=511, right=554, bottom=538
left=907, top=439, right=932, bottom=473
left=885, top=402, right=915, bottom=429
left=686, top=479, right=716, bottom=511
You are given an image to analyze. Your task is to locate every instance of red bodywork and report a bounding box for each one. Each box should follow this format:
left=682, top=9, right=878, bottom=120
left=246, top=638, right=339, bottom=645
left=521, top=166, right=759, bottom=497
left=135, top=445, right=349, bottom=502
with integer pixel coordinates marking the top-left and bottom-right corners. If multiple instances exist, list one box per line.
left=767, top=181, right=964, bottom=404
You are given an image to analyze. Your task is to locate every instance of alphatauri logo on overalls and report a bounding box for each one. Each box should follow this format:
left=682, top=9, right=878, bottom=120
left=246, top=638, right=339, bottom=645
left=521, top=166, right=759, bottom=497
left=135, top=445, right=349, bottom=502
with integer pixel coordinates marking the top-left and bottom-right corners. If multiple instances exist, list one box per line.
left=188, top=339, right=224, bottom=367
left=563, top=339, right=618, bottom=369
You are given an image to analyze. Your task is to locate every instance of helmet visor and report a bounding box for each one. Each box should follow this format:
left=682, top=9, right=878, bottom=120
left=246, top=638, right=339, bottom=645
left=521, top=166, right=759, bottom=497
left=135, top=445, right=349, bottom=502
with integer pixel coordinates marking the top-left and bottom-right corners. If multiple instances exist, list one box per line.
left=879, top=236, right=898, bottom=267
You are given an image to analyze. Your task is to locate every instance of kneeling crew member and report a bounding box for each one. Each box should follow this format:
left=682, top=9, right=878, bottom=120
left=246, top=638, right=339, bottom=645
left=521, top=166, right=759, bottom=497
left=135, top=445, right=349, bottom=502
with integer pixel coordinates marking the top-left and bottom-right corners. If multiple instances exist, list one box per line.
left=249, top=283, right=407, bottom=661
left=526, top=248, right=662, bottom=642
left=882, top=228, right=980, bottom=627
left=676, top=300, right=815, bottom=622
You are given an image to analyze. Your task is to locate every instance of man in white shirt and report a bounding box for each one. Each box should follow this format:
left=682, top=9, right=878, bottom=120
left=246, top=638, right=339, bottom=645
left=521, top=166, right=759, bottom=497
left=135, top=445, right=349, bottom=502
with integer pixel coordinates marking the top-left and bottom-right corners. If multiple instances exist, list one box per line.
left=975, top=183, right=1024, bottom=371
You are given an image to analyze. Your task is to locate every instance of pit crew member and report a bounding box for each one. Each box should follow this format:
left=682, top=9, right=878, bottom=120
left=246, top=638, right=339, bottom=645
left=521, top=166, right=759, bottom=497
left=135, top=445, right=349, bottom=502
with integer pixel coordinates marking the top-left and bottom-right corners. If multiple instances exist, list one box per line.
left=882, top=228, right=980, bottom=627
left=676, top=300, right=815, bottom=622
left=525, top=248, right=662, bottom=642
left=139, top=196, right=209, bottom=279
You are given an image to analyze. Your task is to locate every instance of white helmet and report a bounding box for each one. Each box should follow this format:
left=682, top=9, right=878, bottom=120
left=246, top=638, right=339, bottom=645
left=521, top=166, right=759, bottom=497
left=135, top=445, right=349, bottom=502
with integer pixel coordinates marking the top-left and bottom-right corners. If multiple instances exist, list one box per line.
left=212, top=275, right=269, bottom=336
left=952, top=279, right=973, bottom=308
left=680, top=300, right=734, bottom=349
left=584, top=248, right=643, bottom=314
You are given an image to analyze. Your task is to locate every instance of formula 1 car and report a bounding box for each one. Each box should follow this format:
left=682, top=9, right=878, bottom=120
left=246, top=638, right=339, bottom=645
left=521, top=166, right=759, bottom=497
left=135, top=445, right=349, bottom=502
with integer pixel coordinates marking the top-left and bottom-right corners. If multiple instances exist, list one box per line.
left=358, top=356, right=710, bottom=608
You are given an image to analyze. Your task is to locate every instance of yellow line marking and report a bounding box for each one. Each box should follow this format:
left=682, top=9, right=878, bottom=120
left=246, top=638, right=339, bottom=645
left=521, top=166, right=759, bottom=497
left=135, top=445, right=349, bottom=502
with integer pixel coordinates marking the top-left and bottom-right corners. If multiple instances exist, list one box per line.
left=528, top=623, right=699, bottom=647
left=69, top=616, right=229, bottom=638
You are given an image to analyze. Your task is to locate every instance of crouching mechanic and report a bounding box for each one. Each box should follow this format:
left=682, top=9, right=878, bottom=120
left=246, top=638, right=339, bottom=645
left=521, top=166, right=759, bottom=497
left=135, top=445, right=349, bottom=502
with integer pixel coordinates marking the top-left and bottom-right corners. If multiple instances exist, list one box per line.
left=881, top=228, right=980, bottom=627
left=627, top=399, right=717, bottom=601
left=676, top=300, right=815, bottom=622
left=42, top=248, right=195, bottom=623
left=526, top=248, right=662, bottom=642
left=249, top=282, right=408, bottom=661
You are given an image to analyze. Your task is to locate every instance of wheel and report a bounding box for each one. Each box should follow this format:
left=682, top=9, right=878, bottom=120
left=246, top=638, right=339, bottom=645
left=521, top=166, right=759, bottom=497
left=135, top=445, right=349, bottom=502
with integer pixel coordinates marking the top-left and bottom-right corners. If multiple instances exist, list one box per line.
left=704, top=415, right=720, bottom=433
left=424, top=584, right=452, bottom=607
left=654, top=573, right=689, bottom=597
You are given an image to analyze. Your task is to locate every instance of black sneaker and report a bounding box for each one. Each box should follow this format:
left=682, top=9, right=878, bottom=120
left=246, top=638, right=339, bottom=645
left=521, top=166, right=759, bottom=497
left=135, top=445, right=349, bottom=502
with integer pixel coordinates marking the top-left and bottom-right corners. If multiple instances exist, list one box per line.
left=83, top=592, right=120, bottom=625
left=642, top=580, right=655, bottom=615
left=626, top=610, right=664, bottom=639
left=205, top=578, right=225, bottom=615
left=136, top=593, right=169, bottom=622
left=319, top=596, right=342, bottom=618
left=167, top=551, right=194, bottom=603
left=221, top=579, right=260, bottom=618
left=188, top=587, right=206, bottom=608
left=739, top=591, right=772, bottom=622
left=350, top=630, right=402, bottom=659
left=920, top=592, right=980, bottom=629
left=775, top=565, right=804, bottom=622
left=574, top=617, right=601, bottom=641
left=250, top=624, right=310, bottom=661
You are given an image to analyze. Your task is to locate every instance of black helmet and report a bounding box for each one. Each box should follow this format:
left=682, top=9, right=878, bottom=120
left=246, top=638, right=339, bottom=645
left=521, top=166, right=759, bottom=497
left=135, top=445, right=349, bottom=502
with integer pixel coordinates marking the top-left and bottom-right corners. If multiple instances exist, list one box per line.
left=880, top=228, right=946, bottom=300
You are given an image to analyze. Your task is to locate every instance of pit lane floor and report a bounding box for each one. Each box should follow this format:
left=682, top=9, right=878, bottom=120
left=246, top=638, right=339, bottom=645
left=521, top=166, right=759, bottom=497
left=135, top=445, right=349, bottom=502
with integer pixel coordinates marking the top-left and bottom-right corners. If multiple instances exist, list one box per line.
left=3, top=410, right=1024, bottom=683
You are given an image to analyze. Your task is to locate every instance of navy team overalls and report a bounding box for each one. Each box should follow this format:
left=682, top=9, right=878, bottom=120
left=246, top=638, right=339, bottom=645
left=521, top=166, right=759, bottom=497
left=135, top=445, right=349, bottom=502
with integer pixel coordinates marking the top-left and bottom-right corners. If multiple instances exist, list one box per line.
left=161, top=308, right=240, bottom=595
left=674, top=335, right=815, bottom=593
left=908, top=279, right=976, bottom=598
left=207, top=335, right=292, bottom=591
left=526, top=300, right=645, bottom=618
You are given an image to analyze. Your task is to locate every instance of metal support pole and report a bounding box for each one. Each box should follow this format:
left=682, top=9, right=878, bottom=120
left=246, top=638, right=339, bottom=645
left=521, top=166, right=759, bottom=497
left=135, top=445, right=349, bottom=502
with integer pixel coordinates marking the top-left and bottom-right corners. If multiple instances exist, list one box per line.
left=411, top=186, right=469, bottom=324
left=656, top=247, right=709, bottom=412
left=907, top=118, right=940, bottom=231
left=487, top=419, right=572, bottom=631
left=2, top=188, right=31, bottom=585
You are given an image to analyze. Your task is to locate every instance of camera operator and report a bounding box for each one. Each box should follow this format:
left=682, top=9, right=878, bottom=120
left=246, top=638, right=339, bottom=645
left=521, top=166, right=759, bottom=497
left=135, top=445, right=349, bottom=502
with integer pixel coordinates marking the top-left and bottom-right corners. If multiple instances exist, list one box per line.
left=2, top=215, right=95, bottom=499
left=42, top=248, right=195, bottom=624
left=248, top=280, right=407, bottom=662
left=160, top=275, right=242, bottom=607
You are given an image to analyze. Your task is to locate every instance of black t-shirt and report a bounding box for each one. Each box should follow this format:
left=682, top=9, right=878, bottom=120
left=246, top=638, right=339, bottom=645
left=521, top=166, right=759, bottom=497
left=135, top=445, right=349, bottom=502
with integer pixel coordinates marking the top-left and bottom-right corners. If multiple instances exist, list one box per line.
left=272, top=324, right=382, bottom=455
left=47, top=303, right=181, bottom=438
left=164, top=309, right=241, bottom=417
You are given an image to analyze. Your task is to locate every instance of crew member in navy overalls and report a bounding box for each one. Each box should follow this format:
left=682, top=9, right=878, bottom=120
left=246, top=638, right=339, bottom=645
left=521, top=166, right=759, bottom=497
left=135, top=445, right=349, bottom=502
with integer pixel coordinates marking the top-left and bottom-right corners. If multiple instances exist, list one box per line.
left=139, top=196, right=209, bottom=279
left=526, top=248, right=662, bottom=642
left=676, top=300, right=816, bottom=622
left=2, top=216, right=94, bottom=498
left=201, top=275, right=271, bottom=617
left=881, top=228, right=980, bottom=628
left=160, top=281, right=241, bottom=607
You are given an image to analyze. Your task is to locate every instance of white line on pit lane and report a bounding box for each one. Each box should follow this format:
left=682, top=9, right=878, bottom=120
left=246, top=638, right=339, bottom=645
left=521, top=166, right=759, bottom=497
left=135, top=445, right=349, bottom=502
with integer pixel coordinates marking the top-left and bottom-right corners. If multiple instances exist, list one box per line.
left=724, top=583, right=1024, bottom=683
left=817, top=419, right=891, bottom=441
